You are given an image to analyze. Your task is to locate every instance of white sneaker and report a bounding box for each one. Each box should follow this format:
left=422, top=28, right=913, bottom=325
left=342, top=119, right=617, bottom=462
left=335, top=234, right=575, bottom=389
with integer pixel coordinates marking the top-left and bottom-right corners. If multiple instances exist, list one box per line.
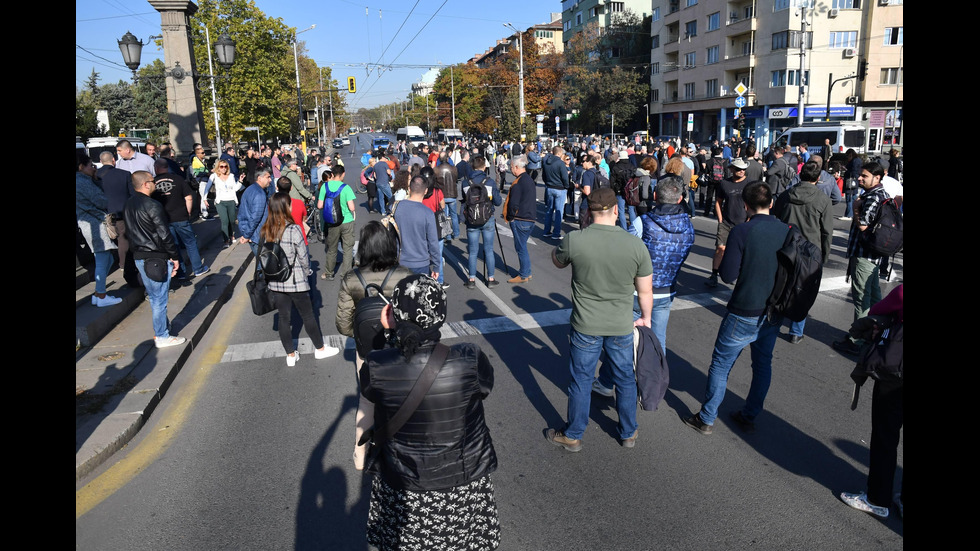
left=592, top=380, right=615, bottom=397
left=155, top=336, right=186, bottom=349
left=840, top=492, right=889, bottom=518
left=94, top=295, right=122, bottom=307
left=286, top=351, right=298, bottom=366
left=314, top=345, right=340, bottom=359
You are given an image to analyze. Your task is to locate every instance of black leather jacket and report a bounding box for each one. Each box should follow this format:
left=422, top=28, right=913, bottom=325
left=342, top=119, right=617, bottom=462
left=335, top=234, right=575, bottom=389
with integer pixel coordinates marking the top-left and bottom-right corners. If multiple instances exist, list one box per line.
left=124, top=193, right=179, bottom=260
left=360, top=342, right=497, bottom=491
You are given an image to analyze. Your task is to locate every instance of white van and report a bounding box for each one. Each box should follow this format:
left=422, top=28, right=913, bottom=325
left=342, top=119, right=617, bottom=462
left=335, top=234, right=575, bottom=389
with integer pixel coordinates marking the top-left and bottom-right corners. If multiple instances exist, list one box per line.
left=437, top=128, right=463, bottom=143
left=396, top=126, right=426, bottom=148
left=87, top=136, right=147, bottom=168
left=771, top=122, right=866, bottom=155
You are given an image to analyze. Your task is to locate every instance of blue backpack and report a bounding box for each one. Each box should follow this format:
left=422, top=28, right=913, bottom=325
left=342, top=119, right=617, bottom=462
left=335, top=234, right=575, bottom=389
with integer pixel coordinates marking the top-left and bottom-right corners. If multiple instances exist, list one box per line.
left=322, top=183, right=348, bottom=226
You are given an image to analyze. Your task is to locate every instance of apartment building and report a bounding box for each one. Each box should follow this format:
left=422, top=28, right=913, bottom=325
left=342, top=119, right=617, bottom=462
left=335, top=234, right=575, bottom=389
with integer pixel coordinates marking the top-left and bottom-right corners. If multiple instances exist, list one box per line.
left=649, top=0, right=903, bottom=151
left=561, top=0, right=653, bottom=48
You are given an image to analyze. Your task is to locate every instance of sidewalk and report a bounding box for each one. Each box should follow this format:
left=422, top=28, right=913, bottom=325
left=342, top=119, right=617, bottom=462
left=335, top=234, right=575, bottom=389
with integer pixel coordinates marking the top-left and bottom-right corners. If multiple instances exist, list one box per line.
left=75, top=217, right=253, bottom=482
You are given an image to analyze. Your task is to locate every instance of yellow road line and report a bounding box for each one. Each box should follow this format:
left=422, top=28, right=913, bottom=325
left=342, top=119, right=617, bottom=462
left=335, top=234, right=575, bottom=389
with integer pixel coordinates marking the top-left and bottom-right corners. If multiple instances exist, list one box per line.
left=76, top=288, right=247, bottom=519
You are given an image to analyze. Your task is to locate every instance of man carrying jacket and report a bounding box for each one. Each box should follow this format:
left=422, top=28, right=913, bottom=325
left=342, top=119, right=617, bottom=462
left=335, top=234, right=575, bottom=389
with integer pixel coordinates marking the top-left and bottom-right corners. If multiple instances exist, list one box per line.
left=124, top=171, right=185, bottom=349
left=542, top=146, right=571, bottom=240
left=773, top=160, right=833, bottom=344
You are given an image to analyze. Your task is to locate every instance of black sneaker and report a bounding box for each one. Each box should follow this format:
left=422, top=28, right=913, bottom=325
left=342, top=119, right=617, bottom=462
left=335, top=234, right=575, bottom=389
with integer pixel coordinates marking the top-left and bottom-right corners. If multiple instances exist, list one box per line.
left=729, top=410, right=756, bottom=433
left=832, top=339, right=862, bottom=356
left=486, top=279, right=500, bottom=288
left=683, top=413, right=713, bottom=435
left=465, top=279, right=476, bottom=289
left=788, top=334, right=804, bottom=344
left=704, top=273, right=718, bottom=288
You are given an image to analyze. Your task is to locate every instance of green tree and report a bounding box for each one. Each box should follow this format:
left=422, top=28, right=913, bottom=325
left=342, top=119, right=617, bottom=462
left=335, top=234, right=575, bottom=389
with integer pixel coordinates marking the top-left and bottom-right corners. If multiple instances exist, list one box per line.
left=191, top=0, right=296, bottom=145
left=96, top=80, right=137, bottom=135
left=133, top=59, right=169, bottom=142
left=76, top=94, right=102, bottom=141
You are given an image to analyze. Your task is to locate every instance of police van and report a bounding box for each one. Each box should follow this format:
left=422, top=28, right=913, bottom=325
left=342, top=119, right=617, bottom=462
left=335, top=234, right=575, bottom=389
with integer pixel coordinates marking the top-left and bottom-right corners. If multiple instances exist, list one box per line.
left=771, top=122, right=866, bottom=155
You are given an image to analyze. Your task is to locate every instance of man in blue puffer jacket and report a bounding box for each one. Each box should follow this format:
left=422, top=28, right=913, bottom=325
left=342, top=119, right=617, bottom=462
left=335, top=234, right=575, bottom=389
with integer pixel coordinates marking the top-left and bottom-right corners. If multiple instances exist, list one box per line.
left=638, top=174, right=695, bottom=353
left=237, top=168, right=272, bottom=256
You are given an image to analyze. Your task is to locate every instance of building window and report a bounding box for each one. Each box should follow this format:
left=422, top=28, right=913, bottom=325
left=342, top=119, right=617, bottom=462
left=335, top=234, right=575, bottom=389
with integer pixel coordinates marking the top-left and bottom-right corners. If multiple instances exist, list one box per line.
left=788, top=69, right=809, bottom=86
left=684, top=52, right=696, bottom=68
left=795, top=0, right=815, bottom=7
left=610, top=2, right=624, bottom=13
left=742, top=40, right=754, bottom=55
left=686, top=0, right=698, bottom=7
left=829, top=31, right=857, bottom=49
left=609, top=47, right=622, bottom=58
left=884, top=27, right=903, bottom=46
left=564, top=20, right=571, bottom=31
left=652, top=89, right=660, bottom=102
left=745, top=5, right=755, bottom=18
left=880, top=68, right=903, bottom=85
left=652, top=7, right=660, bottom=21
left=684, top=83, right=696, bottom=99
left=707, top=12, right=720, bottom=31
left=771, top=70, right=786, bottom=87
left=706, top=46, right=719, bottom=64
left=685, top=21, right=697, bottom=38
left=832, top=0, right=860, bottom=8
left=706, top=79, right=718, bottom=97
left=775, top=0, right=790, bottom=10
left=652, top=35, right=660, bottom=49
left=576, top=11, right=582, bottom=25
left=652, top=62, right=660, bottom=74
left=773, top=30, right=812, bottom=50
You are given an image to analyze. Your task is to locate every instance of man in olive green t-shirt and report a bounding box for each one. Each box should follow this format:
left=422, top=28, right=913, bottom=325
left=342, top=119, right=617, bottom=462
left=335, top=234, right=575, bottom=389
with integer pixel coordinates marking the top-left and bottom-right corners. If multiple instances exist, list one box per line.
left=546, top=188, right=653, bottom=452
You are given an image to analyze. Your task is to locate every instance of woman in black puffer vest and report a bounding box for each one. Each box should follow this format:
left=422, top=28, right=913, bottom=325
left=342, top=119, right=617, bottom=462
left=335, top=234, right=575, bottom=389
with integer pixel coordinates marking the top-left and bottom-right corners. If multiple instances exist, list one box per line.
left=358, top=274, right=500, bottom=551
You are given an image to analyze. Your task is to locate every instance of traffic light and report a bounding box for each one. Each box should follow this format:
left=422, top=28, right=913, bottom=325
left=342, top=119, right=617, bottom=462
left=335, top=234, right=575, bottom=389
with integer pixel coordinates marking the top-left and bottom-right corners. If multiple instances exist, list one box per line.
left=858, top=59, right=868, bottom=82
left=736, top=113, right=746, bottom=131
left=347, top=76, right=356, bottom=93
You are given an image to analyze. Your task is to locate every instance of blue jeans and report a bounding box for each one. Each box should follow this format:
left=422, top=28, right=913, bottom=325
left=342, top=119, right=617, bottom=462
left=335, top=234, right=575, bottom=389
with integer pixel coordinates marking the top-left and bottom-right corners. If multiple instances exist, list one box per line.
left=699, top=312, right=782, bottom=425
left=445, top=198, right=460, bottom=238
left=94, top=251, right=113, bottom=294
left=616, top=195, right=636, bottom=230
left=169, top=220, right=204, bottom=274
left=377, top=182, right=392, bottom=215
left=844, top=184, right=857, bottom=218
left=789, top=318, right=806, bottom=337
left=543, top=188, right=566, bottom=238
left=510, top=220, right=533, bottom=278
left=566, top=329, right=637, bottom=440
left=436, top=239, right=445, bottom=284
left=135, top=259, right=173, bottom=339
left=467, top=219, right=496, bottom=280
left=687, top=189, right=697, bottom=216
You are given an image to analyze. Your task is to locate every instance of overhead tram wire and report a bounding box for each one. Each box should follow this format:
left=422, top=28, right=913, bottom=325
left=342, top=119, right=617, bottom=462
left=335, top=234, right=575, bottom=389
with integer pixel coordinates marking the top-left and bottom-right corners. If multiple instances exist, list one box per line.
left=349, top=0, right=449, bottom=111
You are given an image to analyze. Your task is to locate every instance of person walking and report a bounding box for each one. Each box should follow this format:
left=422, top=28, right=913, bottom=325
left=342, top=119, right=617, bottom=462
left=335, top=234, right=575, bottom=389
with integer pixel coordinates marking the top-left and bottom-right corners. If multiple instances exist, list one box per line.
left=462, top=156, right=503, bottom=289
left=261, top=192, right=340, bottom=366
left=318, top=165, right=356, bottom=280
left=205, top=158, right=243, bottom=247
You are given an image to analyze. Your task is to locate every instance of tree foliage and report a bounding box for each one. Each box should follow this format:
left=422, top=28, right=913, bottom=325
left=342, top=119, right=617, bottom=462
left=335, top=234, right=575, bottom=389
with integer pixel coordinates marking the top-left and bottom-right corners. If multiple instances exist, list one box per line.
left=133, top=60, right=169, bottom=141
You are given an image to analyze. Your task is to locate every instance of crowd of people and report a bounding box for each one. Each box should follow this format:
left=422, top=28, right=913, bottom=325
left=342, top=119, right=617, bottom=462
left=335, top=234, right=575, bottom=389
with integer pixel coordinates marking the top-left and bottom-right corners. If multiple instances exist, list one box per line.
left=77, top=131, right=903, bottom=548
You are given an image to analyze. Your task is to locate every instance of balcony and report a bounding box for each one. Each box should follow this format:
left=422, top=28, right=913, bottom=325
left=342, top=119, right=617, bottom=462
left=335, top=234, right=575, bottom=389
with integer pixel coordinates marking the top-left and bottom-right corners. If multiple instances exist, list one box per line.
left=726, top=14, right=756, bottom=35
left=663, top=89, right=757, bottom=107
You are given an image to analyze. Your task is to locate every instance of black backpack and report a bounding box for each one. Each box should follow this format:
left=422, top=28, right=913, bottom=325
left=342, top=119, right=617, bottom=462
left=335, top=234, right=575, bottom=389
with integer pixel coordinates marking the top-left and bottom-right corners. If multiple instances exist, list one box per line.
left=709, top=158, right=726, bottom=184
left=463, top=173, right=494, bottom=226
left=257, top=239, right=293, bottom=283
left=623, top=175, right=641, bottom=207
left=321, top=183, right=349, bottom=227
left=592, top=169, right=610, bottom=190
left=351, top=267, right=399, bottom=359
left=766, top=225, right=823, bottom=323
left=861, top=198, right=903, bottom=256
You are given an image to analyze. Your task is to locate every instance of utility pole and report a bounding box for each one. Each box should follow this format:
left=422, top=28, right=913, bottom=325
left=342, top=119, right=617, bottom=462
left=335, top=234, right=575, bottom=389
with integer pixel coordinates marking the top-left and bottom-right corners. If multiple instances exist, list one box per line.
left=796, top=8, right=809, bottom=126
left=450, top=65, right=456, bottom=129
left=504, top=23, right=525, bottom=140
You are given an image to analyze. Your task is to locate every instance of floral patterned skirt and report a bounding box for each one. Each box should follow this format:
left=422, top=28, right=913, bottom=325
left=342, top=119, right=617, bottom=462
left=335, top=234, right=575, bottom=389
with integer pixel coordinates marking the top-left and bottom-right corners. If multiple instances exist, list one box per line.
left=367, top=474, right=500, bottom=551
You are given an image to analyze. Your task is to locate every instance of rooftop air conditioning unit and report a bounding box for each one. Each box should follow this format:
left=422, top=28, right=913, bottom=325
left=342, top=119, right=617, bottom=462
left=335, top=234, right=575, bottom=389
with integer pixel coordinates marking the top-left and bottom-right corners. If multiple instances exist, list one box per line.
left=828, top=8, right=839, bottom=17
left=843, top=47, right=857, bottom=58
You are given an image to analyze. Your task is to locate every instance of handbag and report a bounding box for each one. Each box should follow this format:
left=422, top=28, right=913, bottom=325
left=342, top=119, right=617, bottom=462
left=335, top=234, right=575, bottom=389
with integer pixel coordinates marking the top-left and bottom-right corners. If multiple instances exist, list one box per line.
left=246, top=260, right=275, bottom=315
left=435, top=208, right=452, bottom=240
left=359, top=343, right=451, bottom=473
left=104, top=213, right=118, bottom=240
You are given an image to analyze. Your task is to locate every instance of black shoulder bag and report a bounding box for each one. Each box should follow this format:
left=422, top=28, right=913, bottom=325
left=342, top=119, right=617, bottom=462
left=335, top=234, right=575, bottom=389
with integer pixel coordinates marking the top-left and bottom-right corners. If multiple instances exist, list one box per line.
left=359, top=343, right=451, bottom=473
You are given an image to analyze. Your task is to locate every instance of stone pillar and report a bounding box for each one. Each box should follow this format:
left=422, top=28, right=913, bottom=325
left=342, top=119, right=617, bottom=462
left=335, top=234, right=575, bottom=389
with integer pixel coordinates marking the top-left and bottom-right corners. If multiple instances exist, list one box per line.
left=149, top=0, right=207, bottom=157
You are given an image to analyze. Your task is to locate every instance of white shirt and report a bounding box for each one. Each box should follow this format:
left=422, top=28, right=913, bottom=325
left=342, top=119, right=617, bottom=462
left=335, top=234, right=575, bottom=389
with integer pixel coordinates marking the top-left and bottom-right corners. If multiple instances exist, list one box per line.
left=207, top=173, right=243, bottom=204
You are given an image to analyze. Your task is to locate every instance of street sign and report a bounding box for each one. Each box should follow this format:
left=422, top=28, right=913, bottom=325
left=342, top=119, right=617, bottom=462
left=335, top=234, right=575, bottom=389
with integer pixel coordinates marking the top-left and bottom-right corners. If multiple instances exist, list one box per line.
left=536, top=114, right=545, bottom=122
left=536, top=122, right=544, bottom=136
left=555, top=116, right=560, bottom=124
left=687, top=113, right=694, bottom=132
left=734, top=108, right=741, bottom=117
left=244, top=126, right=259, bottom=131
left=734, top=82, right=748, bottom=96
left=734, top=96, right=746, bottom=108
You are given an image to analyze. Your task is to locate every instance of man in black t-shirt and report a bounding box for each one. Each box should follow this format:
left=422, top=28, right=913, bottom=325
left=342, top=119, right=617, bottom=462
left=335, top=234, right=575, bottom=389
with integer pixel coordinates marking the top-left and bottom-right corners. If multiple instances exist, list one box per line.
left=153, top=159, right=210, bottom=279
left=705, top=158, right=749, bottom=288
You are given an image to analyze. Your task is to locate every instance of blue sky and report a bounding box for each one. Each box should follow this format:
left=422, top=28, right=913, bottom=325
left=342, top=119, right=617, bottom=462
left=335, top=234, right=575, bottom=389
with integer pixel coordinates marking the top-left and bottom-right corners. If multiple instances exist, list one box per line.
left=76, top=0, right=559, bottom=109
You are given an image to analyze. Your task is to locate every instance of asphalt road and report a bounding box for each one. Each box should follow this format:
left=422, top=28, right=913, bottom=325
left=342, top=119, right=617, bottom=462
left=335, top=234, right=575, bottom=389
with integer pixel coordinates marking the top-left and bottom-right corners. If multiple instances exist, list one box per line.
left=75, top=134, right=904, bottom=550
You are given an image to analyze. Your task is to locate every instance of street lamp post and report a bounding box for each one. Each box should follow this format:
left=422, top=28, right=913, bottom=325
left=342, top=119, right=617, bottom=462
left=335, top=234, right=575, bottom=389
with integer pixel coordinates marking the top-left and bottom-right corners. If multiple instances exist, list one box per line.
left=292, top=25, right=316, bottom=147
left=504, top=23, right=525, bottom=140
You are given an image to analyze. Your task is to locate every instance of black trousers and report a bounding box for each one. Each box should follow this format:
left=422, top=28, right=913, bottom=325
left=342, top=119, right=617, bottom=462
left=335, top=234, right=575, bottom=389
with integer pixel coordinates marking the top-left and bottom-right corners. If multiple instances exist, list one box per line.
left=867, top=379, right=903, bottom=506
left=273, top=290, right=324, bottom=353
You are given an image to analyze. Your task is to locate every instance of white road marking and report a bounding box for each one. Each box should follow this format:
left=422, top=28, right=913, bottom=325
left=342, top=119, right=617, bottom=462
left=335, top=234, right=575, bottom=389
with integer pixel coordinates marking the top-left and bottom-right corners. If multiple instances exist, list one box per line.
left=218, top=276, right=862, bottom=363
left=441, top=245, right=519, bottom=318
